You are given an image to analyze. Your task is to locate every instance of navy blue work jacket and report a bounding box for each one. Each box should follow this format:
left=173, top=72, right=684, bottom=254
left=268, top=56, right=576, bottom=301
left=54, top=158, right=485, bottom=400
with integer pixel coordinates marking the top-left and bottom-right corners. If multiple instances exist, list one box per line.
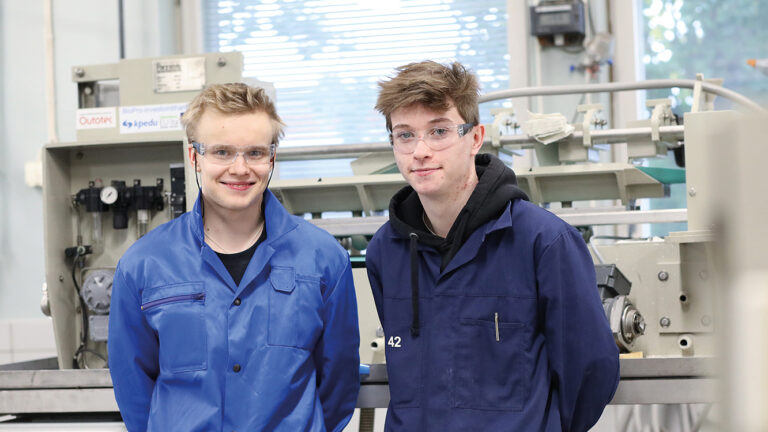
left=108, top=190, right=360, bottom=431
left=366, top=199, right=619, bottom=431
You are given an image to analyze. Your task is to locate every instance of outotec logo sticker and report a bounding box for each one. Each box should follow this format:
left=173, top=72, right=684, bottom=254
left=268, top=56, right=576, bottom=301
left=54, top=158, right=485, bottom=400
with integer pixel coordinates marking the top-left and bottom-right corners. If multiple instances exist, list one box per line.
left=76, top=107, right=117, bottom=130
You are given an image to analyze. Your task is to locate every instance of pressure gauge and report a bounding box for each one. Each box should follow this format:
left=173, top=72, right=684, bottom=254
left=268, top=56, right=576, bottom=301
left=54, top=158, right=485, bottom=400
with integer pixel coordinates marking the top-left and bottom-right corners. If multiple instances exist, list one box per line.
left=100, top=185, right=118, bottom=205
left=81, top=269, right=114, bottom=314
left=99, top=186, right=117, bottom=205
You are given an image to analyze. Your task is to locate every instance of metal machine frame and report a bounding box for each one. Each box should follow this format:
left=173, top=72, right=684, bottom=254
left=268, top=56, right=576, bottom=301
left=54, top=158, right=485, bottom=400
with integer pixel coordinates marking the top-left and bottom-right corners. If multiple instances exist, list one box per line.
left=43, top=52, right=244, bottom=369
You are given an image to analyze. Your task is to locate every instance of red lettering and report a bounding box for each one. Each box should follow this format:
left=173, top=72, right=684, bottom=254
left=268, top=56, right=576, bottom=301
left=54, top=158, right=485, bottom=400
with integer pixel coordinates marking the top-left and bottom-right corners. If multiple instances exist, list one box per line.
left=78, top=116, right=114, bottom=126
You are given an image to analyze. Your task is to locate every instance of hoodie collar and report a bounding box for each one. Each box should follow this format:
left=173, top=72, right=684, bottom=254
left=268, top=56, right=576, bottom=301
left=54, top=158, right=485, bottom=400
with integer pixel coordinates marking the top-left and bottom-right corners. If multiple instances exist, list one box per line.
left=388, top=153, right=528, bottom=246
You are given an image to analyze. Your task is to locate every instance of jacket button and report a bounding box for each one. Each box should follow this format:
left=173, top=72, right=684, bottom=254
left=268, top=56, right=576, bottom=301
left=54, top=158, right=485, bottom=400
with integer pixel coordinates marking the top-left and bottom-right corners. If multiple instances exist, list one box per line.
left=233, top=364, right=241, bottom=373
left=233, top=298, right=241, bottom=306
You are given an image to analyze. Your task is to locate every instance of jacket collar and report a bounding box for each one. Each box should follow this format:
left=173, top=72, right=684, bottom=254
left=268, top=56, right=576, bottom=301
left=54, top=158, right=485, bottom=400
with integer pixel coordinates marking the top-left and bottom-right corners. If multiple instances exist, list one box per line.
left=262, top=189, right=299, bottom=245
left=387, top=199, right=514, bottom=241
left=189, top=188, right=298, bottom=245
left=190, top=188, right=299, bottom=295
left=440, top=201, right=513, bottom=275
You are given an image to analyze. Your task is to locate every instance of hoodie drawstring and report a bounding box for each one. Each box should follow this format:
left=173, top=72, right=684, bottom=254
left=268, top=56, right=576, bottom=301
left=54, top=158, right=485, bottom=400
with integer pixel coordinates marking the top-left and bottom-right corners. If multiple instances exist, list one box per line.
left=409, top=232, right=420, bottom=337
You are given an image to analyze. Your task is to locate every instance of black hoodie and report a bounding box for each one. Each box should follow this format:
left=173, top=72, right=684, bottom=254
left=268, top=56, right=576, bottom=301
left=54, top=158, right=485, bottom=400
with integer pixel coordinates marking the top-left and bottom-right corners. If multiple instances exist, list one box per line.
left=386, top=153, right=529, bottom=336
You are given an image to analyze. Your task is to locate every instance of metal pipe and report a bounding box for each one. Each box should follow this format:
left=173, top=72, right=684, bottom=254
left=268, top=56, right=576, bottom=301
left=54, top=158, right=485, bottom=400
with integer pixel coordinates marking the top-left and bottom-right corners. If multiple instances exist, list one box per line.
left=275, top=125, right=685, bottom=161
left=480, top=79, right=765, bottom=113
left=44, top=0, right=58, bottom=144
left=118, top=0, right=125, bottom=59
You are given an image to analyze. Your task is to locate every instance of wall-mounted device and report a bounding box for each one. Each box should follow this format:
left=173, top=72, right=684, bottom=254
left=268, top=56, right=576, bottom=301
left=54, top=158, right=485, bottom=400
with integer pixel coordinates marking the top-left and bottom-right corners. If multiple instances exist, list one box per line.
left=529, top=0, right=585, bottom=46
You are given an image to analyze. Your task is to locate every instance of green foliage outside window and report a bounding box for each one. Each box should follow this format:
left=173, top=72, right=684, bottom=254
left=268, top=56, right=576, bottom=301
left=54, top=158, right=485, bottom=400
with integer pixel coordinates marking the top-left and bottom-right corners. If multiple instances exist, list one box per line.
left=640, top=0, right=767, bottom=236
left=642, top=0, right=768, bottom=112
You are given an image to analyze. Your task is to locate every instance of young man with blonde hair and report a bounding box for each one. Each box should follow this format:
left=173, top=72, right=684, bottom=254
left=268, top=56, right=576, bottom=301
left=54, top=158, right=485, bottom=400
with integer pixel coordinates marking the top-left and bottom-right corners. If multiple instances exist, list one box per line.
left=109, top=83, right=360, bottom=431
left=366, top=61, right=619, bottom=431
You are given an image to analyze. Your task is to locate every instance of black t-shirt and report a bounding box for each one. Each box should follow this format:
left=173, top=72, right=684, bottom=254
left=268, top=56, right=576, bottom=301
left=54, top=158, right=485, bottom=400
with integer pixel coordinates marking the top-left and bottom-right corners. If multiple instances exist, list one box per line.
left=216, top=228, right=267, bottom=286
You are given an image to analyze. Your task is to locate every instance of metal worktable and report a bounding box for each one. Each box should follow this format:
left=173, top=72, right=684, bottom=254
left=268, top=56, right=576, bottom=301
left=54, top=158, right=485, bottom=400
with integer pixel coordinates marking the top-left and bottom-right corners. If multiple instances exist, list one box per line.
left=0, top=357, right=715, bottom=418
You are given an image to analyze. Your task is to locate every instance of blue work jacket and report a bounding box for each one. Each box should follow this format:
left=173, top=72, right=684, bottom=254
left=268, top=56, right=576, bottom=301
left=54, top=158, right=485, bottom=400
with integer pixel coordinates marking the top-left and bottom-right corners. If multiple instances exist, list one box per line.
left=108, top=190, right=360, bottom=432
left=366, top=199, right=620, bottom=432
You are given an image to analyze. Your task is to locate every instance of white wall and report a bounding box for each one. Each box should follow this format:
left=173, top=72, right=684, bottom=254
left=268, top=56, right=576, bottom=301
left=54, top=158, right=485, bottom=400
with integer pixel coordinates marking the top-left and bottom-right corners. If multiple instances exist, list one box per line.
left=1, top=1, right=55, bottom=321
left=0, top=0, right=178, bottom=321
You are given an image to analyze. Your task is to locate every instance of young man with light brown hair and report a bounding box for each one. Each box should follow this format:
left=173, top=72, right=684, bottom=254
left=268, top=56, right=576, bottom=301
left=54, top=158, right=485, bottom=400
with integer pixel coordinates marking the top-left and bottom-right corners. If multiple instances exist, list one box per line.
left=366, top=61, right=619, bottom=431
left=109, top=83, right=360, bottom=432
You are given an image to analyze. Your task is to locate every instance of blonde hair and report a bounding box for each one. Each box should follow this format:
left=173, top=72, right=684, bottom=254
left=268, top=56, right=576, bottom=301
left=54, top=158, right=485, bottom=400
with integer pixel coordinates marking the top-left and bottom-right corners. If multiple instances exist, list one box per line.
left=375, top=61, right=480, bottom=131
left=181, top=82, right=285, bottom=146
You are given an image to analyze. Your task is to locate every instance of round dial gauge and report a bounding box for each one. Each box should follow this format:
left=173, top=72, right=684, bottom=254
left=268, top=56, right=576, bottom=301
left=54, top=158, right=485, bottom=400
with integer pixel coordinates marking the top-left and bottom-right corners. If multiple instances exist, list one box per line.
left=100, top=185, right=118, bottom=205
left=81, top=269, right=114, bottom=314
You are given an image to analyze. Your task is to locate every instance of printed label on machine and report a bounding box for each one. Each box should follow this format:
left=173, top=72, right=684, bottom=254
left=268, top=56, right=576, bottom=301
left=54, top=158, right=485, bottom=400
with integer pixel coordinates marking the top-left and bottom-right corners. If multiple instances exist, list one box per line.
left=119, top=103, right=188, bottom=134
left=76, top=107, right=117, bottom=130
left=153, top=57, right=206, bottom=93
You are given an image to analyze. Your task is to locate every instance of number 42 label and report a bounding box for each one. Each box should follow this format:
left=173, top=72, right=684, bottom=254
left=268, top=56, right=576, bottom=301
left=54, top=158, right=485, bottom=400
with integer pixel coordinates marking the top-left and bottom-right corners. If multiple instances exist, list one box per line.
left=388, top=336, right=402, bottom=348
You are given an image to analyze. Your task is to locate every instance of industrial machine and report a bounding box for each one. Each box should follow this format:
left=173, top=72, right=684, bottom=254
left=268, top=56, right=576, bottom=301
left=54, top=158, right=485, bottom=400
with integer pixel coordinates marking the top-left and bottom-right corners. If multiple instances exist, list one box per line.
left=41, top=52, right=251, bottom=370
left=1, top=53, right=763, bottom=429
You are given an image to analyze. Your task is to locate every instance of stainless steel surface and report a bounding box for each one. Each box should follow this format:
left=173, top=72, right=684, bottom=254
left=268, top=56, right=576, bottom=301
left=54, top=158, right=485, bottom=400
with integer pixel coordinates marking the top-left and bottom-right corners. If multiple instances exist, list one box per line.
left=618, top=357, right=715, bottom=378
left=354, top=379, right=716, bottom=407
left=610, top=378, right=716, bottom=405
left=0, top=369, right=112, bottom=389
left=0, top=358, right=58, bottom=372
left=358, top=358, right=716, bottom=407
left=0, top=357, right=715, bottom=413
left=0, top=389, right=118, bottom=413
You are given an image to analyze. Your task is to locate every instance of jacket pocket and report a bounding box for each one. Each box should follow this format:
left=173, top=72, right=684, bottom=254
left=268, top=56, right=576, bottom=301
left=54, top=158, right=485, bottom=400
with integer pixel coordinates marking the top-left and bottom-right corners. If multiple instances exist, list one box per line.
left=454, top=317, right=528, bottom=411
left=267, top=266, right=323, bottom=350
left=382, top=297, right=422, bottom=408
left=141, top=282, right=207, bottom=373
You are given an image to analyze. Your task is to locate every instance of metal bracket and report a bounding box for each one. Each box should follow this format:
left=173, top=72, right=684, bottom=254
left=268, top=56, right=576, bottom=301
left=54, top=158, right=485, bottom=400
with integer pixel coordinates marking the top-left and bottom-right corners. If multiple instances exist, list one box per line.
left=488, top=107, right=518, bottom=148
left=614, top=168, right=629, bottom=205
left=355, top=184, right=374, bottom=217
left=577, top=103, right=604, bottom=147
left=691, top=73, right=724, bottom=113
left=646, top=98, right=673, bottom=142
left=526, top=176, right=544, bottom=205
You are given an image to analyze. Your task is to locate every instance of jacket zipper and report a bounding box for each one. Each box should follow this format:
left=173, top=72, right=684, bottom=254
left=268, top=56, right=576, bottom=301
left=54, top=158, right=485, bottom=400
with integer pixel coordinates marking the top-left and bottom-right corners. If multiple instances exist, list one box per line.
left=495, top=312, right=500, bottom=342
left=141, top=293, right=205, bottom=311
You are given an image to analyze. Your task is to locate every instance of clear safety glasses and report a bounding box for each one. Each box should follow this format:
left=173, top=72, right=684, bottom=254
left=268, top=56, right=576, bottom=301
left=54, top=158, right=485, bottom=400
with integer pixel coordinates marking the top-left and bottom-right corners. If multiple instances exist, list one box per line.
left=389, top=123, right=474, bottom=154
left=191, top=141, right=275, bottom=165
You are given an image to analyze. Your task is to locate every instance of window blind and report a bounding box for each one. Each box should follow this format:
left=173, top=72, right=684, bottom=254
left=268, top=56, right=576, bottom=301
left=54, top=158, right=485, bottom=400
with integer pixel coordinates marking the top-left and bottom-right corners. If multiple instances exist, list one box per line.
left=203, top=0, right=510, bottom=176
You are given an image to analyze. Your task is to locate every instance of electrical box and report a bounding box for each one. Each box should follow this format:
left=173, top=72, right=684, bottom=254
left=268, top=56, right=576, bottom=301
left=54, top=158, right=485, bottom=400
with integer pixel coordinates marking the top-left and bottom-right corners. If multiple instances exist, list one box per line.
left=529, top=1, right=585, bottom=46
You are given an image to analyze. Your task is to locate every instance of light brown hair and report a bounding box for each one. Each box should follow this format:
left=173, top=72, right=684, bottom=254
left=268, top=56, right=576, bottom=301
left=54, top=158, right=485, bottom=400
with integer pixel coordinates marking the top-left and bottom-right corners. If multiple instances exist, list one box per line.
left=375, top=61, right=480, bottom=131
left=181, top=82, right=285, bottom=146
